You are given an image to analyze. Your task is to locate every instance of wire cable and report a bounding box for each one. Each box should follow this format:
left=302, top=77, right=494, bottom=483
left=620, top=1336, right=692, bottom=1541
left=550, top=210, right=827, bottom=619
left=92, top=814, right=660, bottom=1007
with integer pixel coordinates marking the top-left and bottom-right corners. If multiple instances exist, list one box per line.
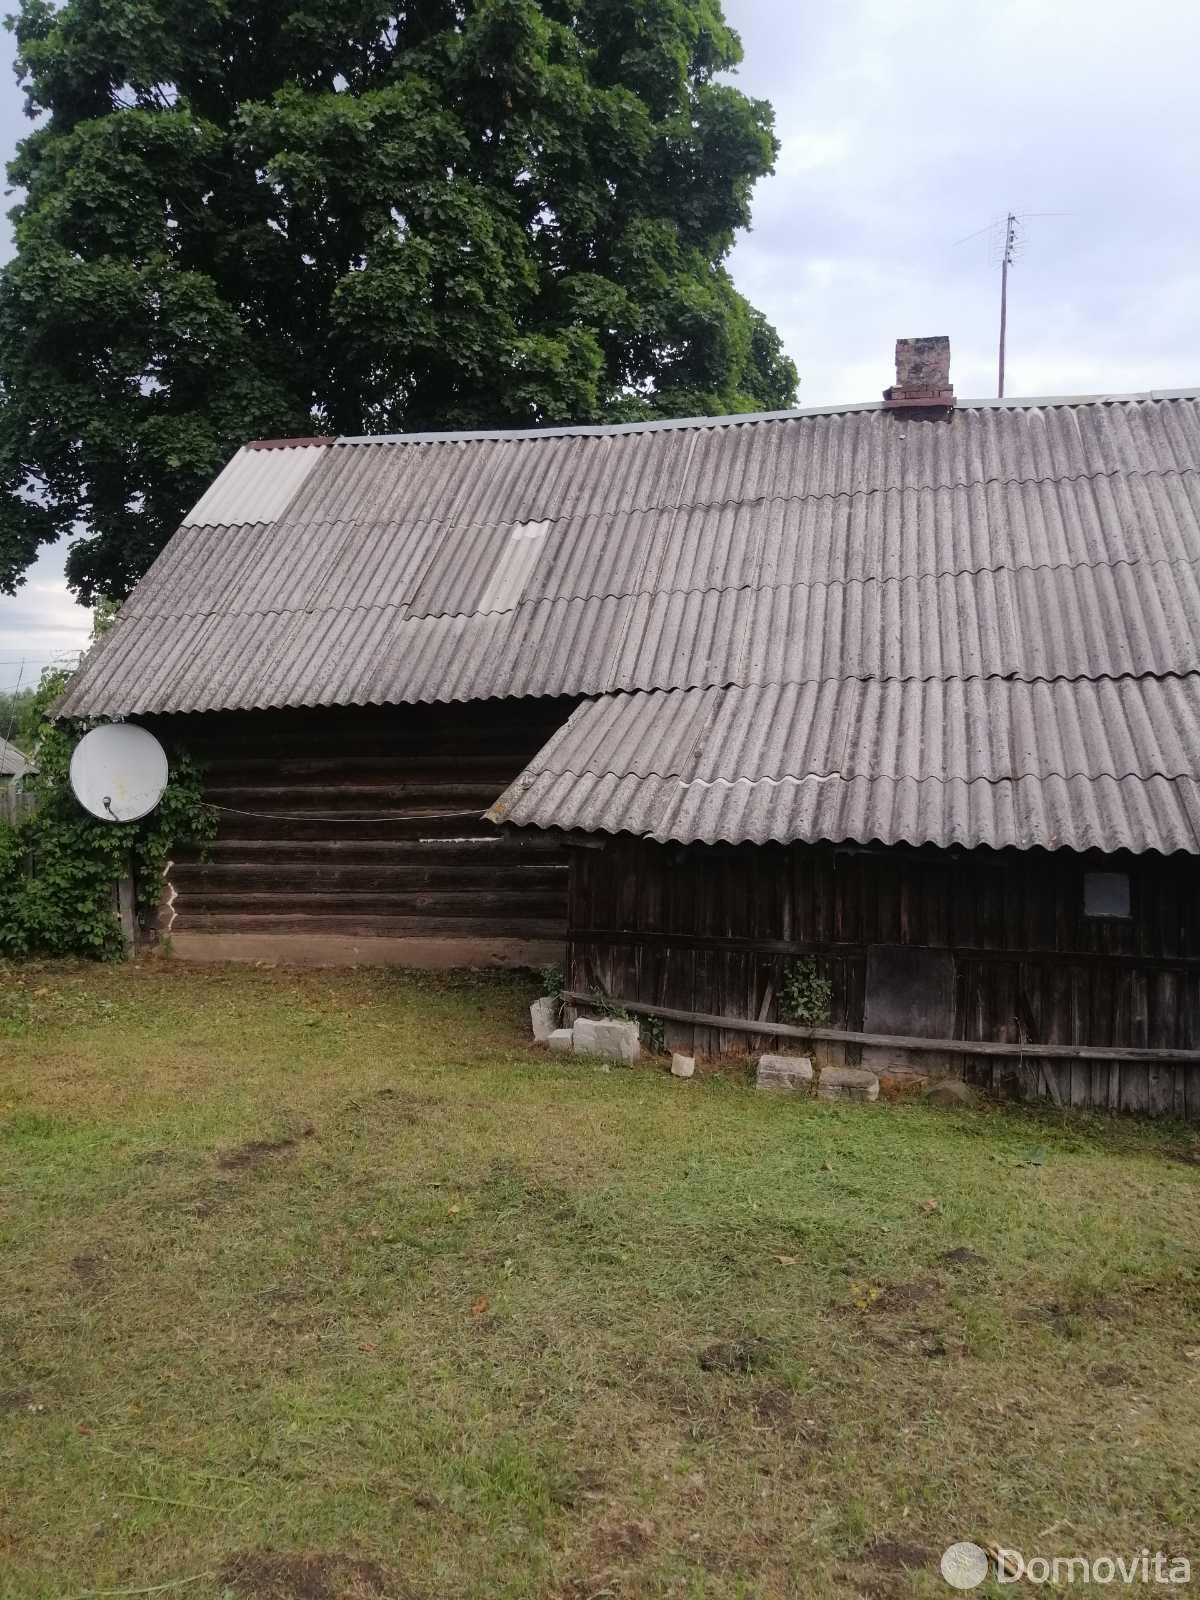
left=200, top=802, right=489, bottom=822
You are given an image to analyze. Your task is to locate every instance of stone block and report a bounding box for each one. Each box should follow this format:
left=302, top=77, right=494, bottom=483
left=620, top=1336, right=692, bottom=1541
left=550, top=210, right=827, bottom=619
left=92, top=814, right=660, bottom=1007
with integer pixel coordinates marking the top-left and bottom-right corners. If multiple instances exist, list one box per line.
left=548, top=1028, right=573, bottom=1054
left=530, top=995, right=559, bottom=1042
left=671, top=1053, right=695, bottom=1079
left=572, top=1017, right=601, bottom=1052
left=922, top=1077, right=981, bottom=1107
left=756, top=1053, right=814, bottom=1091
left=816, top=1065, right=879, bottom=1102
left=573, top=1015, right=640, bottom=1062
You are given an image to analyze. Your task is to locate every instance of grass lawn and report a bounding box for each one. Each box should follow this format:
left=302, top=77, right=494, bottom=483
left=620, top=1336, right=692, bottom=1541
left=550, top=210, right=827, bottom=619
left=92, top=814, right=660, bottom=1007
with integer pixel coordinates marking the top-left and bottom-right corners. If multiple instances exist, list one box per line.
left=1, top=961, right=1198, bottom=1600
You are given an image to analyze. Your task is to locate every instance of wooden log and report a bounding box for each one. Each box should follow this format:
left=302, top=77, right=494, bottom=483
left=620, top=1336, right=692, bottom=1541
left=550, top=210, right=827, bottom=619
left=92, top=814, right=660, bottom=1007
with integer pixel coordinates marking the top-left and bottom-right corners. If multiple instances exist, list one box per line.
left=563, top=990, right=1200, bottom=1065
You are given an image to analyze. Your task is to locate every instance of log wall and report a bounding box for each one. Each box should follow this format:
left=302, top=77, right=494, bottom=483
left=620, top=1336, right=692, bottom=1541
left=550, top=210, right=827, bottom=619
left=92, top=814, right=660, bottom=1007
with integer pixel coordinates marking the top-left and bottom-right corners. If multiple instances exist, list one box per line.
left=566, top=836, right=1200, bottom=1116
left=143, top=700, right=575, bottom=957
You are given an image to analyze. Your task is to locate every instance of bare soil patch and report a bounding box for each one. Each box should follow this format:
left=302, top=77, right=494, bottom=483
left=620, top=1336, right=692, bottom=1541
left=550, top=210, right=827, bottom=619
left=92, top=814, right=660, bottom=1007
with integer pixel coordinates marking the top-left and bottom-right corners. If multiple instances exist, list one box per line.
left=1091, top=1362, right=1133, bottom=1387
left=873, top=1277, right=940, bottom=1312
left=219, top=1549, right=400, bottom=1600
left=939, top=1246, right=988, bottom=1267
left=218, top=1135, right=300, bottom=1171
left=69, top=1250, right=110, bottom=1287
left=698, top=1336, right=774, bottom=1374
left=865, top=1536, right=933, bottom=1570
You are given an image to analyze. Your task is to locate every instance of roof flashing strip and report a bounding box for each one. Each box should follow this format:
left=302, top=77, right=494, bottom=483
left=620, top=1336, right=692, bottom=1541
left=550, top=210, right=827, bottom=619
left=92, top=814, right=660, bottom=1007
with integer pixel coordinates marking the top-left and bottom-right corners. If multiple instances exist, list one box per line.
left=331, top=388, right=1200, bottom=448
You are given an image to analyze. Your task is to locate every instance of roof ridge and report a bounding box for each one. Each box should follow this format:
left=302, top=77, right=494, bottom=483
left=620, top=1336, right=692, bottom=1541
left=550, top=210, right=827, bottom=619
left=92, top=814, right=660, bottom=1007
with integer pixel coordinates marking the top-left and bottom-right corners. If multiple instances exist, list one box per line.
left=328, top=388, right=1200, bottom=447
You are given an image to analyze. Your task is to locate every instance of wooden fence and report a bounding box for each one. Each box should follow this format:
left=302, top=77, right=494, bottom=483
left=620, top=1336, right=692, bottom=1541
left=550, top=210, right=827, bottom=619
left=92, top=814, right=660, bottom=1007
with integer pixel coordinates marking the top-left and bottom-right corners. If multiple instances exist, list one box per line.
left=1, top=785, right=37, bottom=825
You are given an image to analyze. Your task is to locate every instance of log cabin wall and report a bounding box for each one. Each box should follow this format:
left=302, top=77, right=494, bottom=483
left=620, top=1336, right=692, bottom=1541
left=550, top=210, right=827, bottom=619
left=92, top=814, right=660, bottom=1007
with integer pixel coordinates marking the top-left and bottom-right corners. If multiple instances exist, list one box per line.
left=566, top=835, right=1200, bottom=1117
left=141, top=699, right=576, bottom=963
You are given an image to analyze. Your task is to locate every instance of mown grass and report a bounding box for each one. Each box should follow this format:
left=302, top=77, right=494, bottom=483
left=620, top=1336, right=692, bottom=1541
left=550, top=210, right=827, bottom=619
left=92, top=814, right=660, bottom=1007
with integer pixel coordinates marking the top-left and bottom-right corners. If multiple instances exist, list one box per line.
left=0, top=960, right=1197, bottom=1600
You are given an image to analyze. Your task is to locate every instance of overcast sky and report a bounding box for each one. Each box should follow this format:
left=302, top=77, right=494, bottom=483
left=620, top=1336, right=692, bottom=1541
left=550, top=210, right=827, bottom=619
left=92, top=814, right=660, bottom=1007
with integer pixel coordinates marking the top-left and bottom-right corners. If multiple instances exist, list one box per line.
left=3, top=0, right=1200, bottom=691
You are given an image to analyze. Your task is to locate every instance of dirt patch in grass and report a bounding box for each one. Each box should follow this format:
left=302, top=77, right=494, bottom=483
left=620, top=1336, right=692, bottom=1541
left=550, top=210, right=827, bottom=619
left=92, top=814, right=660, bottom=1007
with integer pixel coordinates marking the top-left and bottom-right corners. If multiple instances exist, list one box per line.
left=559, top=1520, right=657, bottom=1599
left=591, top=1518, right=655, bottom=1563
left=343, top=1087, right=429, bottom=1125
left=1091, top=1362, right=1134, bottom=1387
left=865, top=1536, right=933, bottom=1570
left=549, top=1467, right=607, bottom=1509
left=698, top=1336, right=774, bottom=1374
left=1024, top=1293, right=1125, bottom=1333
left=872, top=1277, right=940, bottom=1313
left=749, top=1385, right=794, bottom=1426
left=218, top=1135, right=302, bottom=1171
left=69, top=1250, right=110, bottom=1288
left=219, top=1549, right=401, bottom=1600
left=939, top=1246, right=988, bottom=1267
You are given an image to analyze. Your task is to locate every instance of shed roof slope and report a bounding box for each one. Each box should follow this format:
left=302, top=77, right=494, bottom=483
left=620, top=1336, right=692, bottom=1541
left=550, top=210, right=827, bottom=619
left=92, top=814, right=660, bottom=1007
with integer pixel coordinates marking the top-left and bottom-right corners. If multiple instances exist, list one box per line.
left=58, top=391, right=1200, bottom=718
left=487, top=678, right=1200, bottom=853
left=0, top=735, right=32, bottom=779
left=54, top=388, right=1200, bottom=852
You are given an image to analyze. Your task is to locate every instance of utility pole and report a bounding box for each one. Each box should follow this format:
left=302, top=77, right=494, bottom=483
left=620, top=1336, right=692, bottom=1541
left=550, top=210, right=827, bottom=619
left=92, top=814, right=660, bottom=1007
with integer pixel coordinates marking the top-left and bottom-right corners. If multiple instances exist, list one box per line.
left=997, top=211, right=1017, bottom=399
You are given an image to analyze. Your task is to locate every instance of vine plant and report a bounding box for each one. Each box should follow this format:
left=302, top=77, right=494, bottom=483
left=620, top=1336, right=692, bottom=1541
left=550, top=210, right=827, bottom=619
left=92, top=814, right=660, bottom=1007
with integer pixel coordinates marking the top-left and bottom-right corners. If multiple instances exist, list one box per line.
left=779, top=957, right=834, bottom=1028
left=0, top=668, right=215, bottom=958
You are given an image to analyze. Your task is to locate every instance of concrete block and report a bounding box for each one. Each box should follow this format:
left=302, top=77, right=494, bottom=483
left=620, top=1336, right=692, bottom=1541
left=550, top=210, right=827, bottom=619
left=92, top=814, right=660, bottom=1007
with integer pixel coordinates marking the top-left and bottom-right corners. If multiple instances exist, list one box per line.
left=573, top=1016, right=640, bottom=1062
left=530, top=995, right=558, bottom=1042
left=594, top=1019, right=639, bottom=1062
left=816, top=1065, right=879, bottom=1102
left=572, top=1017, right=601, bottom=1052
left=548, top=1028, right=573, bottom=1054
left=756, top=1053, right=814, bottom=1091
left=922, top=1077, right=982, bottom=1107
left=671, top=1053, right=695, bottom=1079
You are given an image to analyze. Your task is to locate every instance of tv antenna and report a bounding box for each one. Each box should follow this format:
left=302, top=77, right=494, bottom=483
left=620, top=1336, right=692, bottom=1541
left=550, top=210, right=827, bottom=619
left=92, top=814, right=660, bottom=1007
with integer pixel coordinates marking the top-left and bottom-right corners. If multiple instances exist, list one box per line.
left=997, top=211, right=1017, bottom=399
left=955, top=211, right=1070, bottom=397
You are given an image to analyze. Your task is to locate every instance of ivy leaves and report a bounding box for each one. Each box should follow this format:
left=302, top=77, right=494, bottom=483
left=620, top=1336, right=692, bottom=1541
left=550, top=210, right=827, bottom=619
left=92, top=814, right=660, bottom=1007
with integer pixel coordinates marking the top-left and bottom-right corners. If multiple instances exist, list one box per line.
left=0, top=670, right=215, bottom=958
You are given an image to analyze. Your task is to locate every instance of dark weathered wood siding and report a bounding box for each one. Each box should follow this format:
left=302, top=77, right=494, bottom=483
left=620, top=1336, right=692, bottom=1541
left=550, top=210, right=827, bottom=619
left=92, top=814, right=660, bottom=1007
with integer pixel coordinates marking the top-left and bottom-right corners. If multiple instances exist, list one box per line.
left=566, top=836, right=1200, bottom=1116
left=146, top=701, right=575, bottom=943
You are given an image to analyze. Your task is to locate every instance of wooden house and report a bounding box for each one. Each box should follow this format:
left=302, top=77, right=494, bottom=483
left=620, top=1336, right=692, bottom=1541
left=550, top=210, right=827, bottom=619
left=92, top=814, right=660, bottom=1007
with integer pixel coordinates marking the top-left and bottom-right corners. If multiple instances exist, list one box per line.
left=59, top=340, right=1200, bottom=1110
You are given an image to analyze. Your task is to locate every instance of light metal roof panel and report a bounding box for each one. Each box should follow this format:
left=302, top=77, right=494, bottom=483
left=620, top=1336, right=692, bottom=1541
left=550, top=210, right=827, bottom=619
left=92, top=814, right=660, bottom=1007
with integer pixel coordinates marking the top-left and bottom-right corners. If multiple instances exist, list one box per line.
left=182, top=443, right=328, bottom=529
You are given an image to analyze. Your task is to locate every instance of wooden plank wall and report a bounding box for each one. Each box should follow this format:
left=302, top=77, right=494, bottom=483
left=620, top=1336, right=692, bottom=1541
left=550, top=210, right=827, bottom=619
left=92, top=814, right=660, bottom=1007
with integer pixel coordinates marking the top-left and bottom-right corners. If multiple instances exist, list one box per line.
left=143, top=700, right=576, bottom=943
left=566, top=836, right=1200, bottom=1116
left=1, top=783, right=37, bottom=823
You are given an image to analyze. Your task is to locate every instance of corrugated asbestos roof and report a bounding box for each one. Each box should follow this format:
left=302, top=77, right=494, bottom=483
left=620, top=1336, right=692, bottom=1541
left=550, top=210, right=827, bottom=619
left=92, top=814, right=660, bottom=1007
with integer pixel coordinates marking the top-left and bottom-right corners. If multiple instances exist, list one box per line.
left=0, top=735, right=32, bottom=779
left=56, top=388, right=1200, bottom=852
left=486, top=678, right=1200, bottom=852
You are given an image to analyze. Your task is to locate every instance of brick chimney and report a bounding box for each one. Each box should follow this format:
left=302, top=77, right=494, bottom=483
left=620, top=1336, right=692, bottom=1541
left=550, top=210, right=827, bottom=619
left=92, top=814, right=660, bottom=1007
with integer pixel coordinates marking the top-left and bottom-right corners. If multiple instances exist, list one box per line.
left=883, top=336, right=955, bottom=410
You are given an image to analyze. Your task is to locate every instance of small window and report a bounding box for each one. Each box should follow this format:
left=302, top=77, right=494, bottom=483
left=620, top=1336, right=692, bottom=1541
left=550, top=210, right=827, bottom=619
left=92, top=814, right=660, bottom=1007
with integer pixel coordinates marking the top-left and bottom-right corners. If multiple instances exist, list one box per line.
left=1084, top=871, right=1130, bottom=919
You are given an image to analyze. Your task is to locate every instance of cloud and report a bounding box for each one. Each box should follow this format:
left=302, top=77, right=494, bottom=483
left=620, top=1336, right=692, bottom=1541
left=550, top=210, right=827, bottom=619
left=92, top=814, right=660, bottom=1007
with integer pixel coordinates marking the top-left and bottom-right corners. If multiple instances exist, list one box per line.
left=724, top=0, right=1200, bottom=404
left=0, top=561, right=91, bottom=690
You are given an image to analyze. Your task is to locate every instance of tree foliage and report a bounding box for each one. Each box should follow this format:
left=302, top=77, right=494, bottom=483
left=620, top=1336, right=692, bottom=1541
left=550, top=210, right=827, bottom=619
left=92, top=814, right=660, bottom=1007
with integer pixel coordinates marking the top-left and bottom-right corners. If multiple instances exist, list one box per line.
left=0, top=685, right=38, bottom=751
left=0, top=0, right=797, bottom=602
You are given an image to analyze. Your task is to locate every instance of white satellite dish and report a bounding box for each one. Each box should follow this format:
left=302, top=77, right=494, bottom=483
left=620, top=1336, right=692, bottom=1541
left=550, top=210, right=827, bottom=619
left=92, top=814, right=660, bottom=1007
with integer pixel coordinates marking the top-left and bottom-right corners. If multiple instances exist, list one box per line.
left=69, top=724, right=169, bottom=822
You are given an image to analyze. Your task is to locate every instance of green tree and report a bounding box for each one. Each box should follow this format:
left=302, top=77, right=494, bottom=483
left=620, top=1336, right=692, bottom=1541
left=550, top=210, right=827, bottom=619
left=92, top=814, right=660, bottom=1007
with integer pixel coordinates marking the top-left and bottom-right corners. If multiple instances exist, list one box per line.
left=0, top=0, right=797, bottom=604
left=0, top=685, right=38, bottom=751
